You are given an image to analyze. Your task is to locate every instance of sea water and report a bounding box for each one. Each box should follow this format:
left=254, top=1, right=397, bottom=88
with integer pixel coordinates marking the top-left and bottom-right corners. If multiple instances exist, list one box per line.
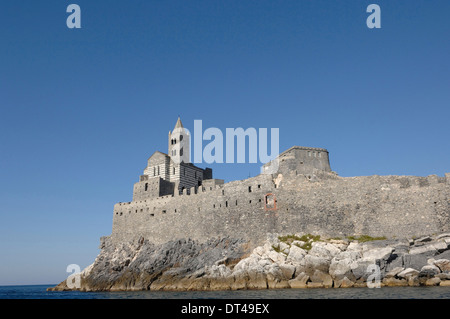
left=1, top=285, right=450, bottom=299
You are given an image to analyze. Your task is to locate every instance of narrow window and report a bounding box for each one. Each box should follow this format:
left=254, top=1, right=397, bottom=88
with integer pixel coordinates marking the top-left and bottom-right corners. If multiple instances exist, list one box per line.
left=236, top=200, right=238, bottom=206
left=225, top=201, right=228, bottom=207
left=180, top=135, right=183, bottom=141
left=162, top=210, right=166, bottom=214
left=173, top=167, right=175, bottom=175
left=145, top=183, right=148, bottom=191
left=153, top=167, right=156, bottom=176
left=158, top=166, right=160, bottom=175
left=248, top=186, right=252, bottom=193
left=180, top=148, right=183, bottom=156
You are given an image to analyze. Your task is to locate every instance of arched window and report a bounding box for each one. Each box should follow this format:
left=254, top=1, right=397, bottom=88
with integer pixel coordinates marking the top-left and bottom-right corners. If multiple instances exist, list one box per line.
left=180, top=148, right=183, bottom=156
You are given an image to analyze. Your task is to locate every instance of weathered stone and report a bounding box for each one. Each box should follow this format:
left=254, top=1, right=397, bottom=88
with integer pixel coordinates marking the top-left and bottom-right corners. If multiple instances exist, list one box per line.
left=286, top=245, right=307, bottom=264
left=433, top=259, right=450, bottom=272
left=266, top=250, right=286, bottom=264
left=288, top=272, right=309, bottom=289
left=279, top=264, right=296, bottom=279
left=334, top=277, right=354, bottom=288
left=436, top=273, right=450, bottom=280
left=408, top=275, right=420, bottom=287
left=425, top=277, right=441, bottom=286
left=361, top=246, right=393, bottom=263
left=397, top=268, right=419, bottom=279
left=307, top=282, right=324, bottom=288
left=385, top=267, right=404, bottom=278
left=246, top=270, right=267, bottom=289
left=415, top=236, right=432, bottom=244
left=383, top=277, right=408, bottom=287
left=303, top=254, right=330, bottom=275
left=329, top=258, right=358, bottom=281
left=279, top=242, right=290, bottom=255
left=439, top=280, right=450, bottom=287
left=310, top=270, right=333, bottom=288
left=419, top=265, right=441, bottom=278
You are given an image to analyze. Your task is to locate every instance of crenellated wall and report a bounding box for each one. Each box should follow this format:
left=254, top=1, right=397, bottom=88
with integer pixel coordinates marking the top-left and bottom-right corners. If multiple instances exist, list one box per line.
left=111, top=169, right=450, bottom=245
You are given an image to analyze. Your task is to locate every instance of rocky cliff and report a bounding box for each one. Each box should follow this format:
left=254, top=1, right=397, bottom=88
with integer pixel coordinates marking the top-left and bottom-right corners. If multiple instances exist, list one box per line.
left=49, top=232, right=450, bottom=291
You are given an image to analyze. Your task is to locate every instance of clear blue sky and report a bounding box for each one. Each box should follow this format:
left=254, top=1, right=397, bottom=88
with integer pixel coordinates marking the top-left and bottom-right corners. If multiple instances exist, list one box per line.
left=0, top=1, right=449, bottom=285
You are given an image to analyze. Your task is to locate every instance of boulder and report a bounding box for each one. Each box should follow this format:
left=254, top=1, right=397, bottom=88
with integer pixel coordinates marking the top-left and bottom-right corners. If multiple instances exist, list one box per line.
left=433, top=259, right=450, bottom=272
left=425, top=277, right=441, bottom=286
left=303, top=254, right=330, bottom=275
left=288, top=272, right=309, bottom=289
left=329, top=258, right=358, bottom=281
left=383, top=277, right=408, bottom=287
left=397, top=268, right=419, bottom=279
left=419, top=265, right=441, bottom=278
left=361, top=246, right=393, bottom=263
left=310, top=270, right=333, bottom=288
left=385, top=267, right=404, bottom=278
left=334, top=277, right=355, bottom=288
left=266, top=249, right=286, bottom=264
left=279, top=264, right=296, bottom=279
left=286, top=245, right=307, bottom=264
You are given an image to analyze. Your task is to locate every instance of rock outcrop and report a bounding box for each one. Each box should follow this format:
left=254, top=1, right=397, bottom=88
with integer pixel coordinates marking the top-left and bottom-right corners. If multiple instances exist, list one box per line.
left=49, top=232, right=450, bottom=291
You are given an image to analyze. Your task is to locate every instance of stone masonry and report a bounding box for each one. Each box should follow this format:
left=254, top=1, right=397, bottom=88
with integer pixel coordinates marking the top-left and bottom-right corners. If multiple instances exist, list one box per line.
left=110, top=118, right=450, bottom=246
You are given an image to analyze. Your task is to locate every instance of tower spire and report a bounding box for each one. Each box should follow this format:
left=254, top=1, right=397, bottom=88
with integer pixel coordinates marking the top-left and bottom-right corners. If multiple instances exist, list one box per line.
left=174, top=116, right=183, bottom=130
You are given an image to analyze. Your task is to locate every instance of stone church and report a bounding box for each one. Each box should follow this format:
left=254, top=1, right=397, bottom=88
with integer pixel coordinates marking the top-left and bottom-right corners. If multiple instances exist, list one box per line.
left=133, top=117, right=214, bottom=201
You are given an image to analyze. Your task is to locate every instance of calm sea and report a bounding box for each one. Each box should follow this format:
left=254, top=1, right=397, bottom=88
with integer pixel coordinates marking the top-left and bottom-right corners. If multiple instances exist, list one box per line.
left=1, top=285, right=450, bottom=299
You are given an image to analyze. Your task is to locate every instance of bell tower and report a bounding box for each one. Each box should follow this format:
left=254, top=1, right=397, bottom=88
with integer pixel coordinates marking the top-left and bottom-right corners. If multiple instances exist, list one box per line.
left=168, top=117, right=190, bottom=164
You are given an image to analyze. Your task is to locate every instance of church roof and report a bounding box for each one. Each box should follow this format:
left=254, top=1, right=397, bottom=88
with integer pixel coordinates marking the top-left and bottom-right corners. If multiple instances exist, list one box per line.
left=174, top=117, right=183, bottom=130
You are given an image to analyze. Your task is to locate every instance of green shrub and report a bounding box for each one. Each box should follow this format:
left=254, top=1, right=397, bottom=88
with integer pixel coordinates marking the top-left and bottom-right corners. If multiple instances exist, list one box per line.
left=347, top=235, right=386, bottom=242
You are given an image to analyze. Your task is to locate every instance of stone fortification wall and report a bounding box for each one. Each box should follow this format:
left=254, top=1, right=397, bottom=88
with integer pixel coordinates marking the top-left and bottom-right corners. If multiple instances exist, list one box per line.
left=111, top=170, right=450, bottom=246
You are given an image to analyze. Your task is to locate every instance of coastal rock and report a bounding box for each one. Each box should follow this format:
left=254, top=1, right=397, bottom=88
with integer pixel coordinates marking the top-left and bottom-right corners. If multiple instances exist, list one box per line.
left=334, top=277, right=355, bottom=288
left=288, top=272, right=309, bottom=289
left=397, top=268, right=419, bottom=279
left=49, top=231, right=450, bottom=292
left=310, top=270, right=333, bottom=288
left=286, top=245, right=307, bottom=263
left=433, top=259, right=450, bottom=272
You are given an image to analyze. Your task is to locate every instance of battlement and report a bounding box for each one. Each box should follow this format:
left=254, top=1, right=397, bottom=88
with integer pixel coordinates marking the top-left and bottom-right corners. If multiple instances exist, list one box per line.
left=109, top=118, right=450, bottom=246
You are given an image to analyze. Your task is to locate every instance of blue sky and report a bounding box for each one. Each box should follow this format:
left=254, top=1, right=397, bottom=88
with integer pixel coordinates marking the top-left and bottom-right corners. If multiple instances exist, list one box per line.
left=0, top=1, right=449, bottom=285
